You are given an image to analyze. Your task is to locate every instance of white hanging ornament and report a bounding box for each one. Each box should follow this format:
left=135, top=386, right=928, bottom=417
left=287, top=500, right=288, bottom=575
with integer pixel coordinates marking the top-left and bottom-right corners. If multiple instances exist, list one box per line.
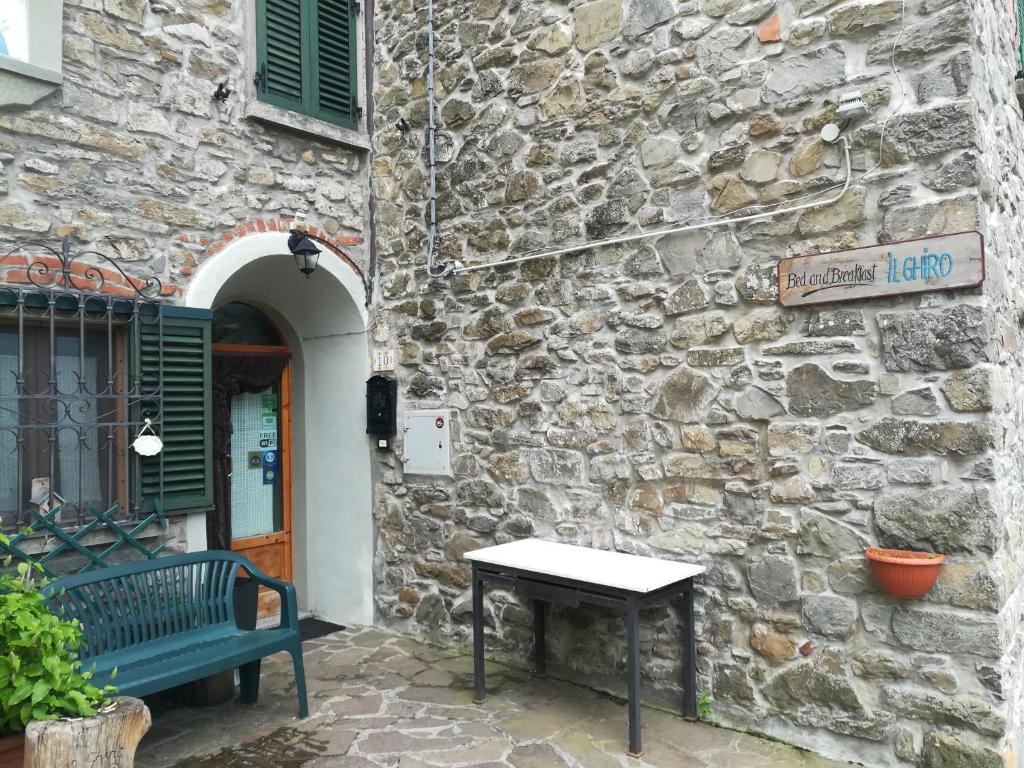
left=132, top=419, right=163, bottom=456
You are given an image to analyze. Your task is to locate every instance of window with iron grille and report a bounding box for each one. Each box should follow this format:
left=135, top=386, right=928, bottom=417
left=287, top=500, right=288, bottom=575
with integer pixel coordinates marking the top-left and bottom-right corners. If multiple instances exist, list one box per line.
left=255, top=0, right=360, bottom=130
left=0, top=321, right=129, bottom=524
left=0, top=244, right=213, bottom=535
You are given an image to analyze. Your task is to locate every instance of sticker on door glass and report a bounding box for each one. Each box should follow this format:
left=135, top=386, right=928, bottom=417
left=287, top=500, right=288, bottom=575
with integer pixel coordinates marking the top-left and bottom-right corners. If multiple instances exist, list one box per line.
left=259, top=394, right=278, bottom=447
left=262, top=448, right=278, bottom=485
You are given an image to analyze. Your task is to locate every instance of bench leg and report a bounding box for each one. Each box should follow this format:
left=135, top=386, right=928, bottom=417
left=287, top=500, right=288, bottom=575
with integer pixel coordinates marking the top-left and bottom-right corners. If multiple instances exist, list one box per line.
left=534, top=599, right=546, bottom=677
left=472, top=564, right=486, bottom=704
left=626, top=596, right=643, bottom=757
left=682, top=583, right=698, bottom=720
left=291, top=643, right=309, bottom=719
left=239, top=659, right=261, bottom=706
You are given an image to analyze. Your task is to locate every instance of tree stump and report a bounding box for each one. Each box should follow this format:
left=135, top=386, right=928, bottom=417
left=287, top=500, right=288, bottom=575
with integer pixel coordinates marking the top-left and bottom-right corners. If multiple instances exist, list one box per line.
left=24, top=697, right=151, bottom=768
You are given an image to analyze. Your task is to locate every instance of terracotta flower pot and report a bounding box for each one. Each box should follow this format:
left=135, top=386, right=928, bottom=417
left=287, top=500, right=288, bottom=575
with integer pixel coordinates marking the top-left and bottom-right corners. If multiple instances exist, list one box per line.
left=0, top=733, right=24, bottom=768
left=866, top=548, right=945, bottom=598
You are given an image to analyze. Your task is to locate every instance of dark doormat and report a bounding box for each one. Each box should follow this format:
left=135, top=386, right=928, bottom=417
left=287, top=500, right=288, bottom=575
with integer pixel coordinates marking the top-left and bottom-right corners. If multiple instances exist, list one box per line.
left=299, top=617, right=346, bottom=641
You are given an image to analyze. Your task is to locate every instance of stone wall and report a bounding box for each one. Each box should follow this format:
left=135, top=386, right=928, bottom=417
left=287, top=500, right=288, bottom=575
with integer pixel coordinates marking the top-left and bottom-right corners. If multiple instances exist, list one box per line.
left=0, top=0, right=369, bottom=287
left=971, top=0, right=1024, bottom=763
left=370, top=0, right=1019, bottom=765
left=0, top=0, right=371, bottom=599
left=1, top=0, right=1022, bottom=764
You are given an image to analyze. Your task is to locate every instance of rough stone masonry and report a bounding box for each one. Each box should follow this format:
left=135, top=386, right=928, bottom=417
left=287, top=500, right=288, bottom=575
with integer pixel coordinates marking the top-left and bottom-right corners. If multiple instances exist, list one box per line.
left=0, top=0, right=369, bottom=286
left=369, top=0, right=1024, bottom=766
left=0, top=0, right=1023, bottom=766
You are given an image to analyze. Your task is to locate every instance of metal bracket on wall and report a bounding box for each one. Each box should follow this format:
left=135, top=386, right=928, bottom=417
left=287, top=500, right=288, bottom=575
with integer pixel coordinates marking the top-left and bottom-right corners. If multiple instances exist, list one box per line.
left=254, top=63, right=267, bottom=93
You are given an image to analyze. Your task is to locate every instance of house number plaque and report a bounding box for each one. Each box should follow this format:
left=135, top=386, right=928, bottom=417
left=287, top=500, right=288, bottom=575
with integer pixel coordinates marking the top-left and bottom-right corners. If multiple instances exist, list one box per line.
left=777, top=231, right=984, bottom=307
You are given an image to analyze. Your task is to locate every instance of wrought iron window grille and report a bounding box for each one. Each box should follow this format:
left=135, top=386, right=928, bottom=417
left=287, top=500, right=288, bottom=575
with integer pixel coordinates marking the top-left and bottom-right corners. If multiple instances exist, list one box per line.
left=0, top=237, right=167, bottom=536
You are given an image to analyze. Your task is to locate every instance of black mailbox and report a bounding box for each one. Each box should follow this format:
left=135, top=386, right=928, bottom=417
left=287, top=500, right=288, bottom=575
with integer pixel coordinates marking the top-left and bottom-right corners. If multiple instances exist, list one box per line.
left=366, top=375, right=397, bottom=440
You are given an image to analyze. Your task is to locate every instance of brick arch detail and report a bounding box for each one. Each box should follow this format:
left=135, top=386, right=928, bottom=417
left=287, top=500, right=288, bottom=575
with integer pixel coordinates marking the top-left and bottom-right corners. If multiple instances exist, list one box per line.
left=177, top=217, right=367, bottom=295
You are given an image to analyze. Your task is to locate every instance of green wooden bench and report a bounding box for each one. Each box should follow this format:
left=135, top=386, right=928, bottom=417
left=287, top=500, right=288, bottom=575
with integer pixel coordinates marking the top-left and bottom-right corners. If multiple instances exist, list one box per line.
left=43, top=551, right=308, bottom=718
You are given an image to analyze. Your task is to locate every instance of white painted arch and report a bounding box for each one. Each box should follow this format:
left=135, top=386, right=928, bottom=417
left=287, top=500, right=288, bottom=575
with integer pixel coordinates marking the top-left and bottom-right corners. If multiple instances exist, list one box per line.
left=184, top=232, right=373, bottom=626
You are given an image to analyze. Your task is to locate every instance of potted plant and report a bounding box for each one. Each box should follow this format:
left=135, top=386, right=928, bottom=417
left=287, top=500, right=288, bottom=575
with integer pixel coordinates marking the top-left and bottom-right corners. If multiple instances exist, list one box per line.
left=865, top=548, right=945, bottom=599
left=0, top=534, right=120, bottom=767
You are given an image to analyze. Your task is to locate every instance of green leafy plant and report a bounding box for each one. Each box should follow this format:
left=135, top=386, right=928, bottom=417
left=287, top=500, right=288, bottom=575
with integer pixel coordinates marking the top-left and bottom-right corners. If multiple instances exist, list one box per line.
left=698, top=690, right=713, bottom=720
left=0, top=533, right=117, bottom=735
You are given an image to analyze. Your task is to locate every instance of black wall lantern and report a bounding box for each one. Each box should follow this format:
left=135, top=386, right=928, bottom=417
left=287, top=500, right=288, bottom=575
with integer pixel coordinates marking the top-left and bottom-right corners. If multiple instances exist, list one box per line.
left=287, top=213, right=322, bottom=278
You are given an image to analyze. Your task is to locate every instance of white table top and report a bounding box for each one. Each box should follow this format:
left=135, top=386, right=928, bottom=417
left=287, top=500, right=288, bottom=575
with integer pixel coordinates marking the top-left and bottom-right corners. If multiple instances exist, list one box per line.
left=464, top=538, right=704, bottom=594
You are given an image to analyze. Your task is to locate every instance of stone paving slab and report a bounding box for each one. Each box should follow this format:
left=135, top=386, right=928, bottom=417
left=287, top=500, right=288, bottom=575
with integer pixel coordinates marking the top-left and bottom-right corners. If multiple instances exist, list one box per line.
left=136, top=626, right=858, bottom=768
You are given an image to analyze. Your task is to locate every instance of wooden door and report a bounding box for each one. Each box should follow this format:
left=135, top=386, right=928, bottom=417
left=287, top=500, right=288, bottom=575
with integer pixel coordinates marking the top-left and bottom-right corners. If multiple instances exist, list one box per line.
left=213, top=343, right=293, bottom=620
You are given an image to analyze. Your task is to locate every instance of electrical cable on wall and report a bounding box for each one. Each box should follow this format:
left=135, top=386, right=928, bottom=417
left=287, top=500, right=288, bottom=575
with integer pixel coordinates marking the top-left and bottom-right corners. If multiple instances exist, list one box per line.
left=855, top=0, right=907, bottom=183
left=453, top=135, right=853, bottom=275
left=420, top=0, right=908, bottom=279
left=424, top=0, right=454, bottom=279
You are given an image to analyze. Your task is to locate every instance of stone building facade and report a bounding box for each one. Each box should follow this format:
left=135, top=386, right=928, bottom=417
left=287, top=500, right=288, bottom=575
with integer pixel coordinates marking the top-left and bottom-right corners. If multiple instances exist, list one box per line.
left=370, top=0, right=1024, bottom=766
left=2, top=0, right=1024, bottom=766
left=0, top=0, right=370, bottom=287
left=0, top=0, right=378, bottom=622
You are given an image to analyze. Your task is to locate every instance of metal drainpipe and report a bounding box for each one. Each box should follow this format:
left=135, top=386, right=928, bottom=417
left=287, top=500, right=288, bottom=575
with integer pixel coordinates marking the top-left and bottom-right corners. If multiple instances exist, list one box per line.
left=363, top=0, right=378, bottom=307
left=425, top=0, right=452, bottom=278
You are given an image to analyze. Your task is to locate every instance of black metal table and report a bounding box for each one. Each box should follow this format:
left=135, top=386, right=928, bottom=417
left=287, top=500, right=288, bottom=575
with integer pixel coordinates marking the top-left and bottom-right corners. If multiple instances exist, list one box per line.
left=466, top=539, right=704, bottom=757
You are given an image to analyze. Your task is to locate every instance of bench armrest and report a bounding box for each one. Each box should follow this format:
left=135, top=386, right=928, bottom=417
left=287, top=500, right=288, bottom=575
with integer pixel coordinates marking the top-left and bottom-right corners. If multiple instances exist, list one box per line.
left=242, top=563, right=300, bottom=632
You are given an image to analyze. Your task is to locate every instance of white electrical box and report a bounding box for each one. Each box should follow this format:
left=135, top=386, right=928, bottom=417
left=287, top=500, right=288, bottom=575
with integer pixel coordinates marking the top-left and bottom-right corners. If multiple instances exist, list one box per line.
left=402, top=409, right=452, bottom=476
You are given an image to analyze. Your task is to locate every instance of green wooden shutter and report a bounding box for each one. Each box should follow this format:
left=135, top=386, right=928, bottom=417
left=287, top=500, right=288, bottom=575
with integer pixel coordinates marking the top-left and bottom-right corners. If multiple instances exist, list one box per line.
left=1019, top=0, right=1024, bottom=72
left=256, top=0, right=359, bottom=130
left=138, top=308, right=213, bottom=514
left=313, top=0, right=359, bottom=129
left=257, top=0, right=307, bottom=113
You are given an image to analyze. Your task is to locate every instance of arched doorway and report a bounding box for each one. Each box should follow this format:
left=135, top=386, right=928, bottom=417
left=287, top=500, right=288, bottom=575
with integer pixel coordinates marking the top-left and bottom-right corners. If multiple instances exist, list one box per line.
left=184, top=232, right=373, bottom=626
left=211, top=302, right=294, bottom=618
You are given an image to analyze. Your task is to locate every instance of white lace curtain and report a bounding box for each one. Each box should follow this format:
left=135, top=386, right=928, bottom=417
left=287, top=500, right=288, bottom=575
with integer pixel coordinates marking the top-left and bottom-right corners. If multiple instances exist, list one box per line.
left=54, top=346, right=102, bottom=512
left=0, top=354, right=16, bottom=517
left=0, top=344, right=104, bottom=520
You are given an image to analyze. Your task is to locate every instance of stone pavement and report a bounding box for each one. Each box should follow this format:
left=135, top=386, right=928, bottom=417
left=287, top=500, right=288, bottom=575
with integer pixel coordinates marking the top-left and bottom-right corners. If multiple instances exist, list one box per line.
left=137, top=626, right=855, bottom=768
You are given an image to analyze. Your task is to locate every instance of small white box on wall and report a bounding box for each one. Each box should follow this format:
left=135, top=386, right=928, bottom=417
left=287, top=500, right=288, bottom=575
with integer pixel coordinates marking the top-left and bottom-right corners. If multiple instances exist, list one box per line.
left=402, top=409, right=453, bottom=476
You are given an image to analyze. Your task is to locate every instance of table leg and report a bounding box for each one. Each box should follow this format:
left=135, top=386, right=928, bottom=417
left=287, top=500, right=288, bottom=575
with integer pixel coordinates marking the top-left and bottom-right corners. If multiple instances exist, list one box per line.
left=534, top=599, right=546, bottom=676
left=682, top=582, right=697, bottom=720
left=626, top=596, right=642, bottom=757
left=472, top=564, right=486, bottom=704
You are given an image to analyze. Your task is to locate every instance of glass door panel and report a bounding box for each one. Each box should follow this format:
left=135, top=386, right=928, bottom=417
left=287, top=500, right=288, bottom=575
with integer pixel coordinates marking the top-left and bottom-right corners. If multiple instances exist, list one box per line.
left=230, top=387, right=283, bottom=540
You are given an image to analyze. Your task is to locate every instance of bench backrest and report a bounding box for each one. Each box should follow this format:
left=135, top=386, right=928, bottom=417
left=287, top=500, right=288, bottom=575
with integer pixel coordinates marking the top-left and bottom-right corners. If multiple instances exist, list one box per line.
left=44, top=551, right=246, bottom=660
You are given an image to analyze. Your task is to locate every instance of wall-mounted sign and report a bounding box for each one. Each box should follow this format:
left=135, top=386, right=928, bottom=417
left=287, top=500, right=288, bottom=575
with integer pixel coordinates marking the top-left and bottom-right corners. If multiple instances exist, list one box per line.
left=777, top=231, right=984, bottom=307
